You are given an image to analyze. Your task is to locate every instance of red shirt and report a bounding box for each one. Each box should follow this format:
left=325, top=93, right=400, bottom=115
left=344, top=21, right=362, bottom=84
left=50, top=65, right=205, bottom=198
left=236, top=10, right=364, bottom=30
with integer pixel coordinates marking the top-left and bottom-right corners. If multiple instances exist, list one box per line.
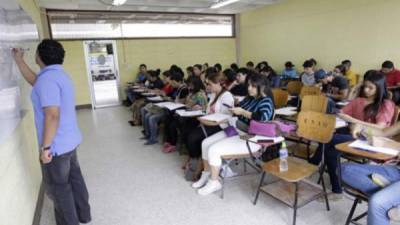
left=341, top=97, right=395, bottom=126
left=162, top=84, right=173, bottom=95
left=386, top=69, right=400, bottom=87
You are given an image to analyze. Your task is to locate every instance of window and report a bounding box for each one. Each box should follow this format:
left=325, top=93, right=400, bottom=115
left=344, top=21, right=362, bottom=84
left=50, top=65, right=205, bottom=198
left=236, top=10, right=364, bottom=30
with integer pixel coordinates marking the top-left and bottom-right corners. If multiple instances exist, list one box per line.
left=47, top=10, right=234, bottom=39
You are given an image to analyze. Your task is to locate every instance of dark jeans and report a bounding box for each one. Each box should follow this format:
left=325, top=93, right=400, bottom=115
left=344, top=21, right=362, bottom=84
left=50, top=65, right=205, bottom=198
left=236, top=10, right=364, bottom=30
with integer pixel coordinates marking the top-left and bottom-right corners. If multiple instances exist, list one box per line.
left=42, top=150, right=91, bottom=225
left=186, top=125, right=222, bottom=158
left=309, top=133, right=354, bottom=193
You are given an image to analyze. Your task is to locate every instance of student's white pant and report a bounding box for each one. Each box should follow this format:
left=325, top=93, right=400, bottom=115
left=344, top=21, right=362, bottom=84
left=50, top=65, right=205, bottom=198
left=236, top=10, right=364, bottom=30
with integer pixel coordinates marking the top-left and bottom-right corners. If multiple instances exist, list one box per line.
left=202, top=131, right=261, bottom=167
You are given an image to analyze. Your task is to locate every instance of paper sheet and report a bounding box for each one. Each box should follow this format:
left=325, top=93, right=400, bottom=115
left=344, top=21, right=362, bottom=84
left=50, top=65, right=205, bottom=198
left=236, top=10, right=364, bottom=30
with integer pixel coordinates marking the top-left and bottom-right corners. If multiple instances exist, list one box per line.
left=147, top=96, right=163, bottom=101
left=335, top=117, right=348, bottom=129
left=141, top=92, right=156, bottom=96
left=275, top=107, right=298, bottom=116
left=154, top=102, right=186, bottom=110
left=199, top=113, right=232, bottom=123
left=175, top=110, right=205, bottom=117
left=336, top=101, right=349, bottom=106
left=249, top=135, right=285, bottom=143
left=349, top=140, right=399, bottom=156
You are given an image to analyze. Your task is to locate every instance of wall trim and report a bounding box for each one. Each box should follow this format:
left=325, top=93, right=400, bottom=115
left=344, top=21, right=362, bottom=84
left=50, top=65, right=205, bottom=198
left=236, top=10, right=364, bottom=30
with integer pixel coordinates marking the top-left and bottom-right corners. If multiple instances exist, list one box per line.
left=76, top=104, right=92, bottom=110
left=32, top=183, right=45, bottom=225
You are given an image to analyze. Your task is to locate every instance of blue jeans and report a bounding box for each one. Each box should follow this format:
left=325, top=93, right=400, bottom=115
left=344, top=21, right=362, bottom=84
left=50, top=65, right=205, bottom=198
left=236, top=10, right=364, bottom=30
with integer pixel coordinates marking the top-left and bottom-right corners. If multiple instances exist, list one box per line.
left=141, top=107, right=165, bottom=142
left=342, top=163, right=400, bottom=225
left=125, top=89, right=135, bottom=103
left=310, top=133, right=354, bottom=193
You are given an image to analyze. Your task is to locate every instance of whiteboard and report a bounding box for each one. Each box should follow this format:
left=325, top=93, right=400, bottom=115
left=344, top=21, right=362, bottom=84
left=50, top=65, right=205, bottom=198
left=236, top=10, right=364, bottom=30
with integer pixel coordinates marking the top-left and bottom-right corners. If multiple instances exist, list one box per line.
left=0, top=5, right=39, bottom=143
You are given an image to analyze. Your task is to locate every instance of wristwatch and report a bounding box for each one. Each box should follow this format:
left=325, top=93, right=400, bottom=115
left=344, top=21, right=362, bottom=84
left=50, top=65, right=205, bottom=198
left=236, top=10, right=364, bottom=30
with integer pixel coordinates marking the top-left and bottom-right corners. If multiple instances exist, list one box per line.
left=40, top=146, right=51, bottom=152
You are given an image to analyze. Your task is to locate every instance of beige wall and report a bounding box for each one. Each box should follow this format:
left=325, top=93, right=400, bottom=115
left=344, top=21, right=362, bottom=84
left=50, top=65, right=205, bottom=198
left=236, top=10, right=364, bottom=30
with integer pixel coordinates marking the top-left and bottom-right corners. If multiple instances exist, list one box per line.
left=0, top=1, right=43, bottom=225
left=239, top=0, right=400, bottom=75
left=61, top=38, right=237, bottom=105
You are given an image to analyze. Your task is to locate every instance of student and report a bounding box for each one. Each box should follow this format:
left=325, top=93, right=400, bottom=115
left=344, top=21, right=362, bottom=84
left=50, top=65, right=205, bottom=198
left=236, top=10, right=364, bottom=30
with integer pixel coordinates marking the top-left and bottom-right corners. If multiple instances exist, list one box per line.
left=341, top=122, right=400, bottom=225
left=185, top=72, right=234, bottom=177
left=301, top=60, right=316, bottom=86
left=342, top=59, right=358, bottom=87
left=381, top=60, right=400, bottom=87
left=246, top=61, right=255, bottom=71
left=130, top=70, right=164, bottom=126
left=282, top=61, right=298, bottom=79
left=255, top=61, right=268, bottom=72
left=192, top=74, right=275, bottom=195
left=214, top=63, right=222, bottom=73
left=309, top=70, right=395, bottom=199
left=186, top=66, right=194, bottom=78
left=141, top=71, right=189, bottom=145
left=222, top=68, right=237, bottom=91
left=309, top=58, right=327, bottom=81
left=192, top=64, right=203, bottom=78
left=229, top=68, right=249, bottom=97
left=319, top=65, right=349, bottom=102
left=230, top=63, right=239, bottom=73
left=260, top=66, right=280, bottom=88
left=136, top=64, right=148, bottom=83
left=12, top=40, right=91, bottom=224
left=163, top=76, right=208, bottom=153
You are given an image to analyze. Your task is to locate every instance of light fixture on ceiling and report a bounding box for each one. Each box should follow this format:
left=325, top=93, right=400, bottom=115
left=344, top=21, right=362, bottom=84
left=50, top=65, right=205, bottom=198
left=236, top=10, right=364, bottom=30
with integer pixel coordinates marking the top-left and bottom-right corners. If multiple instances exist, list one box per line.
left=210, top=0, right=240, bottom=9
left=112, top=0, right=127, bottom=6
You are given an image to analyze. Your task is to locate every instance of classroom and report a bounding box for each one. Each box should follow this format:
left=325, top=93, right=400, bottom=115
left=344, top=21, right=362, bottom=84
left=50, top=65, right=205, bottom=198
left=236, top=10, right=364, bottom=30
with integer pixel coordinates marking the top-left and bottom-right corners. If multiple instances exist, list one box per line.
left=1, top=0, right=400, bottom=225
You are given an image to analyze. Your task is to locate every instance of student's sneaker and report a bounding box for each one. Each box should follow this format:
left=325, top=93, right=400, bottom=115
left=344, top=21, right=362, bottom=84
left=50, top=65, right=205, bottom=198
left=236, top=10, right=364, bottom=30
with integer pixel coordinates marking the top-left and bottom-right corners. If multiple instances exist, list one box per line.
left=163, top=145, right=176, bottom=153
left=197, top=179, right=222, bottom=196
left=388, top=206, right=400, bottom=222
left=163, top=142, right=172, bottom=148
left=192, top=171, right=210, bottom=189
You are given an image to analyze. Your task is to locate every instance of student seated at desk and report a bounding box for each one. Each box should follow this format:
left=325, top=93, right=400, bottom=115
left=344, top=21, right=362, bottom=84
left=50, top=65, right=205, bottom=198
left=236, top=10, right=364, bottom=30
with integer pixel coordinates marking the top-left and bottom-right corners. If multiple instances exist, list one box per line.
left=192, top=74, right=275, bottom=196
left=300, top=60, right=316, bottom=86
left=129, top=70, right=164, bottom=126
left=260, top=66, right=280, bottom=88
left=163, top=76, right=208, bottom=152
left=140, top=71, right=189, bottom=145
left=309, top=70, right=395, bottom=199
left=282, top=61, right=298, bottom=79
left=342, top=59, right=358, bottom=87
left=341, top=123, right=400, bottom=225
left=228, top=68, right=249, bottom=97
left=125, top=64, right=148, bottom=104
left=184, top=72, right=234, bottom=178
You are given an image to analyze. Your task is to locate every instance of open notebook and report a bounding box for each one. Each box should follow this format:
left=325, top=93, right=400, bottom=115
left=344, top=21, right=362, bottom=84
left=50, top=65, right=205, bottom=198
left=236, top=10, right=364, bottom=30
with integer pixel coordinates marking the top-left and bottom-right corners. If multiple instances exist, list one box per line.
left=154, top=102, right=186, bottom=111
left=275, top=107, right=297, bottom=116
left=147, top=96, right=164, bottom=101
left=349, top=140, right=399, bottom=156
left=175, top=110, right=205, bottom=117
left=199, top=113, right=231, bottom=123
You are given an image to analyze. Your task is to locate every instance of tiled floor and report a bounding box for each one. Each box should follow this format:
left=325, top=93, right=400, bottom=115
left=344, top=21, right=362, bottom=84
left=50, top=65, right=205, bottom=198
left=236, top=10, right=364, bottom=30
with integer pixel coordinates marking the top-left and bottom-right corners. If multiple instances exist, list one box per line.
left=40, top=106, right=368, bottom=225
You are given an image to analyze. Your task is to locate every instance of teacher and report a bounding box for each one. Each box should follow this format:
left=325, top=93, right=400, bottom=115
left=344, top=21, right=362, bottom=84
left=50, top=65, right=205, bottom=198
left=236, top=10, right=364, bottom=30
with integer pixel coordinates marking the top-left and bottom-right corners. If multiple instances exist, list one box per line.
left=12, top=39, right=91, bottom=225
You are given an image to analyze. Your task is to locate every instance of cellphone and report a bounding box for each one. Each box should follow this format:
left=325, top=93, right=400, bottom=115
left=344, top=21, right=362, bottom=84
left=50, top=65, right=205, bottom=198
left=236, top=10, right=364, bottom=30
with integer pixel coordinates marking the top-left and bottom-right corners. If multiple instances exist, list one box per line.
left=223, top=103, right=233, bottom=108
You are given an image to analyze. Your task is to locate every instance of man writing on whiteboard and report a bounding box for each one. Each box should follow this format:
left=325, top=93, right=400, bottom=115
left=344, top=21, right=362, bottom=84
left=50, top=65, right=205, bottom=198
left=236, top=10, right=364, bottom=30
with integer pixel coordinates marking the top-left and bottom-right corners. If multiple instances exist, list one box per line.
left=12, top=39, right=91, bottom=225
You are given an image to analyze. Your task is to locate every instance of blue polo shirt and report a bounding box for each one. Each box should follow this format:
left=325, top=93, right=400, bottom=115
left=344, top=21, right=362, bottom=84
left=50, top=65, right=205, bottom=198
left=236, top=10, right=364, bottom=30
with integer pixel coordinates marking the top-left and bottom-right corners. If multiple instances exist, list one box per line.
left=31, top=64, right=82, bottom=156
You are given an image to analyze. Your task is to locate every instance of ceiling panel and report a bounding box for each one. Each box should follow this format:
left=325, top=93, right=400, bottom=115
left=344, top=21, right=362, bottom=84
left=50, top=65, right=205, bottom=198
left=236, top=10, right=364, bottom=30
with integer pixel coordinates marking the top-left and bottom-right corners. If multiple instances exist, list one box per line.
left=37, top=0, right=281, bottom=14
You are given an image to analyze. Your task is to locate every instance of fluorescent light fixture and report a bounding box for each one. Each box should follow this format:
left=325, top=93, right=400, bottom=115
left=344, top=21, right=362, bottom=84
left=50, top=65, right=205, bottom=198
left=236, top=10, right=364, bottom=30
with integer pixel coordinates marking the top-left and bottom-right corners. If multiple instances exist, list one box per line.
left=210, top=0, right=240, bottom=9
left=112, top=0, right=127, bottom=6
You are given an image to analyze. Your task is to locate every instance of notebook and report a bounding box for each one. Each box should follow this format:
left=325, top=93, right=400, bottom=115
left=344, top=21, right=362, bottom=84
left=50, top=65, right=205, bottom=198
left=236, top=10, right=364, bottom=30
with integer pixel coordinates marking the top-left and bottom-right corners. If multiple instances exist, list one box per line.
left=349, top=140, right=399, bottom=156
left=154, top=102, right=186, bottom=111
left=175, top=110, right=205, bottom=117
left=199, top=113, right=231, bottom=123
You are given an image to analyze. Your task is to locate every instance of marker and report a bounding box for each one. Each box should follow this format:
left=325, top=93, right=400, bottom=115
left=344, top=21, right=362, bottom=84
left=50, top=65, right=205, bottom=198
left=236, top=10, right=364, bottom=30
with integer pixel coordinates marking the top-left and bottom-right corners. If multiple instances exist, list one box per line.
left=223, top=103, right=233, bottom=109
left=10, top=47, right=30, bottom=52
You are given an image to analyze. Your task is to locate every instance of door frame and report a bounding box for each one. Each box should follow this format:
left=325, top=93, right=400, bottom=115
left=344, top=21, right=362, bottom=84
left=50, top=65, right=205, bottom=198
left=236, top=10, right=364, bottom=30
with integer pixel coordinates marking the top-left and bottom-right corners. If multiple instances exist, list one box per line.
left=83, top=40, right=121, bottom=109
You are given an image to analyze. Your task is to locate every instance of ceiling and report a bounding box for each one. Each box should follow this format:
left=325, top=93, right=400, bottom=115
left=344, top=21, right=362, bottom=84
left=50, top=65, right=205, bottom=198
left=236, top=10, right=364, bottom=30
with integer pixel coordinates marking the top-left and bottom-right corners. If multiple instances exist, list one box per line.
left=36, top=0, right=281, bottom=14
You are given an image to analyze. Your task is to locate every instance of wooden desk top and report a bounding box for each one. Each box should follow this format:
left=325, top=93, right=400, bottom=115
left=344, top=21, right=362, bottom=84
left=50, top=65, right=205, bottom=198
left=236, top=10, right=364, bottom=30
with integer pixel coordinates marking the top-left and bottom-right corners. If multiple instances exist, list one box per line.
left=335, top=141, right=396, bottom=162
left=263, top=157, right=318, bottom=183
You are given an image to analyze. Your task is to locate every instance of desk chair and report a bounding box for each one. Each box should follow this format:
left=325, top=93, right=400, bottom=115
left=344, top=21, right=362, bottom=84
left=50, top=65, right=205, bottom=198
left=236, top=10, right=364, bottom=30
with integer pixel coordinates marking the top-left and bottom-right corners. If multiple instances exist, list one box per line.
left=287, top=81, right=303, bottom=96
left=254, top=111, right=336, bottom=225
left=272, top=88, right=289, bottom=109
left=288, top=95, right=328, bottom=160
left=299, top=86, right=322, bottom=100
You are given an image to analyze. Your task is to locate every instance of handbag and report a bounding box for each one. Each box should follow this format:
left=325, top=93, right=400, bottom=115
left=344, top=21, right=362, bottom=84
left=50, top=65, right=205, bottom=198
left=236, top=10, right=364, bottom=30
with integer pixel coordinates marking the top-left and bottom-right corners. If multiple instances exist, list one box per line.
left=223, top=125, right=238, bottom=137
left=248, top=120, right=297, bottom=137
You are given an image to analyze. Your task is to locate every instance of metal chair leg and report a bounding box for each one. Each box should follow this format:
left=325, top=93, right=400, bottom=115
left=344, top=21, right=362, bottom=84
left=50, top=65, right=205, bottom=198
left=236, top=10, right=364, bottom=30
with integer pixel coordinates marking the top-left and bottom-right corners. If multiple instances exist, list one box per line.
left=253, top=172, right=266, bottom=205
left=345, top=198, right=359, bottom=225
left=220, top=162, right=229, bottom=199
left=320, top=170, right=330, bottom=211
left=293, top=182, right=299, bottom=225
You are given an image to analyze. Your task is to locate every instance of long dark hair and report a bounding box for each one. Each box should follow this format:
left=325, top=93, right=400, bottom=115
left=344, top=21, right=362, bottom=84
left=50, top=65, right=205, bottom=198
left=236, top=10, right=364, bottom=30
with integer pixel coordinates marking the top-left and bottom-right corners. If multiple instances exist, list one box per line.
left=358, top=70, right=389, bottom=121
left=187, top=76, right=205, bottom=94
left=247, top=73, right=274, bottom=103
left=207, top=72, right=226, bottom=106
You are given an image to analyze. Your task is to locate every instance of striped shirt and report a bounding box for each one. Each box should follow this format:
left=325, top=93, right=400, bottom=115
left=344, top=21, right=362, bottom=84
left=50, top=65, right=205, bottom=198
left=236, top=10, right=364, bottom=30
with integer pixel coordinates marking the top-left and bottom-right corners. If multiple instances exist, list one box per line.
left=239, top=96, right=274, bottom=124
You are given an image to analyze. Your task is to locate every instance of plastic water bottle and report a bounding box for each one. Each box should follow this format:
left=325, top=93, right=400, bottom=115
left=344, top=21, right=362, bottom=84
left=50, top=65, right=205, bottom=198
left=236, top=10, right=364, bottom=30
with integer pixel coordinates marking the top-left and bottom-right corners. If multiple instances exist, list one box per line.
left=279, top=142, right=289, bottom=172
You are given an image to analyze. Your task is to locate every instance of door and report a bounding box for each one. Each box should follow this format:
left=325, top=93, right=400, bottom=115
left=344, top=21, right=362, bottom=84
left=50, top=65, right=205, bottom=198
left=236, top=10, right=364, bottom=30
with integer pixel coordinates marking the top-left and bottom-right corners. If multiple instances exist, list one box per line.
left=83, top=40, right=121, bottom=108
